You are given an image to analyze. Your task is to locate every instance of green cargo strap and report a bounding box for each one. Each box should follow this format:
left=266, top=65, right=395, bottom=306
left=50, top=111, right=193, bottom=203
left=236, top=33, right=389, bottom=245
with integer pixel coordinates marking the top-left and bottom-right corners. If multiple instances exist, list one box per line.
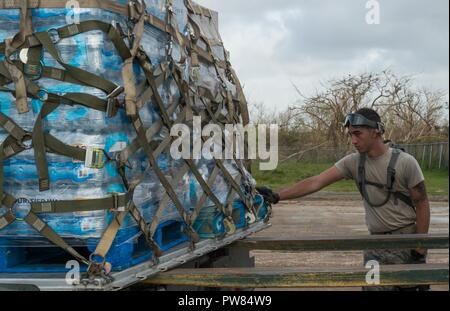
left=22, top=46, right=43, bottom=80
left=33, top=31, right=122, bottom=95
left=30, top=193, right=130, bottom=214
left=0, top=193, right=17, bottom=230
left=32, top=91, right=114, bottom=191
left=13, top=60, right=123, bottom=102
left=0, top=60, right=45, bottom=99
left=0, top=0, right=127, bottom=13
left=32, top=98, right=58, bottom=191
left=0, top=134, right=29, bottom=160
left=44, top=134, right=87, bottom=163
left=2, top=0, right=34, bottom=114
left=0, top=111, right=28, bottom=141
left=0, top=192, right=90, bottom=265
left=3, top=54, right=29, bottom=114
left=23, top=211, right=89, bottom=265
left=56, top=21, right=131, bottom=61
left=358, top=149, right=415, bottom=210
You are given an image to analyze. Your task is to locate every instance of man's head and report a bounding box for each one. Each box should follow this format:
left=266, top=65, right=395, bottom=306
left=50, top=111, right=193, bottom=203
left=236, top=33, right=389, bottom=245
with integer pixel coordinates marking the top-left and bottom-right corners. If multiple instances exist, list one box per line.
left=344, top=108, right=385, bottom=153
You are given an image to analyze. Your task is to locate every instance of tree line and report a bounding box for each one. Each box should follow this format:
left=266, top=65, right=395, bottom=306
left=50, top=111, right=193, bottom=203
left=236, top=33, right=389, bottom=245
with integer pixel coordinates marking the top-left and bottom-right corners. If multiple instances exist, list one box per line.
left=249, top=70, right=449, bottom=152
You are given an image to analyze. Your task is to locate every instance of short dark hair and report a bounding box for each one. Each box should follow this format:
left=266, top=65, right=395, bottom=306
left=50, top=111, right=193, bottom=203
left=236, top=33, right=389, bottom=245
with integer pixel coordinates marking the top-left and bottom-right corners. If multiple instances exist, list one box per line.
left=355, top=108, right=382, bottom=123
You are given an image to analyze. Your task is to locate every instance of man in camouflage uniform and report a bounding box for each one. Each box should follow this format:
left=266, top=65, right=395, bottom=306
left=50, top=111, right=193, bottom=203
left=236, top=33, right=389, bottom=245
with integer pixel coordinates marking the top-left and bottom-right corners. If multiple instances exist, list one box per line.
left=257, top=108, right=431, bottom=291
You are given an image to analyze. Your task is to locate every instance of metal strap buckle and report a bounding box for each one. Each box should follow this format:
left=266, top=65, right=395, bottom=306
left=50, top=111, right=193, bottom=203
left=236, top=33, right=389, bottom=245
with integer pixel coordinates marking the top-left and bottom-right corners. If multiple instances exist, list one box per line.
left=111, top=193, right=126, bottom=212
left=48, top=28, right=61, bottom=44
left=85, top=146, right=105, bottom=169
left=106, top=86, right=124, bottom=118
left=11, top=198, right=32, bottom=222
left=87, top=253, right=106, bottom=277
left=24, top=61, right=44, bottom=80
left=18, top=133, right=33, bottom=150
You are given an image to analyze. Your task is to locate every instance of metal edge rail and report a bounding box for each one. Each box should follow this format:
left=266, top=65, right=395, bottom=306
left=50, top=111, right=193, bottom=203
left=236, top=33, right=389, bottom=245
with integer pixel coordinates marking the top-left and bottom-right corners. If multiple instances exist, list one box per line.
left=142, top=264, right=449, bottom=288
left=0, top=222, right=271, bottom=291
left=234, top=234, right=450, bottom=251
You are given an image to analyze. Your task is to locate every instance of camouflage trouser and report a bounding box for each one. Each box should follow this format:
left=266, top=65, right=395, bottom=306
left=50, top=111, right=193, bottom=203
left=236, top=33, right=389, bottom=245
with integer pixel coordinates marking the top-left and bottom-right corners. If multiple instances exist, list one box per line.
left=363, top=224, right=430, bottom=291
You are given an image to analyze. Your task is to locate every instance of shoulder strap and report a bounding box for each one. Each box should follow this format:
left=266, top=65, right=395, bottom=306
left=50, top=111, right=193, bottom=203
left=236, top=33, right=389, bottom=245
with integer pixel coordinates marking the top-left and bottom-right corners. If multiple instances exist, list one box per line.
left=358, top=148, right=416, bottom=210
left=357, top=153, right=367, bottom=196
left=387, top=148, right=401, bottom=191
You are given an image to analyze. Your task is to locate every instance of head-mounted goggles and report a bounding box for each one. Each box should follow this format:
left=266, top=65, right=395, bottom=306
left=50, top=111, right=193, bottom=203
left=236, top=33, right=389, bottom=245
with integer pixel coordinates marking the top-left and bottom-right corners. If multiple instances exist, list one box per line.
left=343, top=113, right=385, bottom=134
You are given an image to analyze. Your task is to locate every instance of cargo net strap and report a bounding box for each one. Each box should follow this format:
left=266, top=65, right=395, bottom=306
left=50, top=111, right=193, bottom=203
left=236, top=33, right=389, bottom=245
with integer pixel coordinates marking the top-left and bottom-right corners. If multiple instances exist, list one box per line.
left=0, top=0, right=268, bottom=279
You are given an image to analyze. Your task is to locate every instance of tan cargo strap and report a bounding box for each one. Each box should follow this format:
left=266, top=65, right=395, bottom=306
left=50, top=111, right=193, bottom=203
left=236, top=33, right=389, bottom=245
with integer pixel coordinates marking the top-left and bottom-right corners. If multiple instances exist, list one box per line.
left=0, top=193, right=17, bottom=230
left=2, top=0, right=34, bottom=114
left=196, top=96, right=254, bottom=212
left=93, top=196, right=162, bottom=262
left=136, top=52, right=228, bottom=219
left=131, top=113, right=200, bottom=243
left=122, top=1, right=145, bottom=116
left=184, top=0, right=213, bottom=18
left=189, top=167, right=220, bottom=223
left=119, top=99, right=179, bottom=165
left=173, top=68, right=253, bottom=212
left=128, top=202, right=162, bottom=257
left=148, top=164, right=190, bottom=237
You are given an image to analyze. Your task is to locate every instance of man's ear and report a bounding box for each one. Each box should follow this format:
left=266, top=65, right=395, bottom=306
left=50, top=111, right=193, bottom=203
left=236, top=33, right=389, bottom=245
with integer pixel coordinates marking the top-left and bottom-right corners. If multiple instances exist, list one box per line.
left=371, top=128, right=381, bottom=138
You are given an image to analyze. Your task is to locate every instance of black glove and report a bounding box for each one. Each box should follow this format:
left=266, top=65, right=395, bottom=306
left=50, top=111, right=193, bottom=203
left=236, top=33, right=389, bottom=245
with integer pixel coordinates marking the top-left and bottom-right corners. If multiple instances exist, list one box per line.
left=256, top=186, right=280, bottom=205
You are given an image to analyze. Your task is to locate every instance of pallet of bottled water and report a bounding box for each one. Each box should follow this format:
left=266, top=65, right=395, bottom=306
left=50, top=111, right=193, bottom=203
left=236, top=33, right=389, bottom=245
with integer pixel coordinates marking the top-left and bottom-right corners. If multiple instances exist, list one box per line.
left=0, top=0, right=270, bottom=290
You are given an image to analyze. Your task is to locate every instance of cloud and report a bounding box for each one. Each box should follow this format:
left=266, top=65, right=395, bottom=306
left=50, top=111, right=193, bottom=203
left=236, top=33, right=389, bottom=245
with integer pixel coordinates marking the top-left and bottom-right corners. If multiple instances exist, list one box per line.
left=195, top=0, right=449, bottom=112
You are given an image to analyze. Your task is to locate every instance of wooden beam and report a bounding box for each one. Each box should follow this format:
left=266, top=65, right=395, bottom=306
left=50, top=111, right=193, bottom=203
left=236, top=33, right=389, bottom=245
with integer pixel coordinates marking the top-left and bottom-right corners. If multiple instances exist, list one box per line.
left=143, top=264, right=449, bottom=288
left=233, top=234, right=449, bottom=252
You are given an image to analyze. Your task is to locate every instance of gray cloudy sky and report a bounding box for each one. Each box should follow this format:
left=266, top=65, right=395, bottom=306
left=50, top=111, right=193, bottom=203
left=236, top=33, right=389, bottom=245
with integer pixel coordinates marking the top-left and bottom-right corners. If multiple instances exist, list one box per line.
left=195, top=0, right=449, bottom=112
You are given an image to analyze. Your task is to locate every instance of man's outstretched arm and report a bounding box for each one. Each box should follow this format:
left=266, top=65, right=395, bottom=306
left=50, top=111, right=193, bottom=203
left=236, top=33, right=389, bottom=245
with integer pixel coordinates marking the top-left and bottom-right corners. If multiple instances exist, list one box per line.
left=278, top=166, right=344, bottom=201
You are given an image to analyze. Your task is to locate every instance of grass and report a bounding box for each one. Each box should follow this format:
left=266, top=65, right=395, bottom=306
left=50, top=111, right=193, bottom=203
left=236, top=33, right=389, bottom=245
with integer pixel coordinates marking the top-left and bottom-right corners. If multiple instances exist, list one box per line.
left=252, top=161, right=449, bottom=196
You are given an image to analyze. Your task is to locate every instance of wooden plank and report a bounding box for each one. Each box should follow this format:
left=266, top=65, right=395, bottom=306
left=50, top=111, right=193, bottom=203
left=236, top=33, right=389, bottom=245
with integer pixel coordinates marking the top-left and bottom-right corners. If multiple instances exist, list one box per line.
left=233, top=234, right=449, bottom=252
left=143, top=264, right=449, bottom=288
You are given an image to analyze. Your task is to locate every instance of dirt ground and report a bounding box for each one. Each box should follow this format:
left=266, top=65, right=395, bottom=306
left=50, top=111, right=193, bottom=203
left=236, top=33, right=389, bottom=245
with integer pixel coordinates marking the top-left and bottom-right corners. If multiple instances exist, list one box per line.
left=251, top=195, right=449, bottom=291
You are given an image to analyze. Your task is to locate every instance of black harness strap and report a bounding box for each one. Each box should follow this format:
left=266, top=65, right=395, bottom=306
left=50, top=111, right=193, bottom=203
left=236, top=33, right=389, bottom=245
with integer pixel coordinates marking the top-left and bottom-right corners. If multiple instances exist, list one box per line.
left=357, top=149, right=415, bottom=210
